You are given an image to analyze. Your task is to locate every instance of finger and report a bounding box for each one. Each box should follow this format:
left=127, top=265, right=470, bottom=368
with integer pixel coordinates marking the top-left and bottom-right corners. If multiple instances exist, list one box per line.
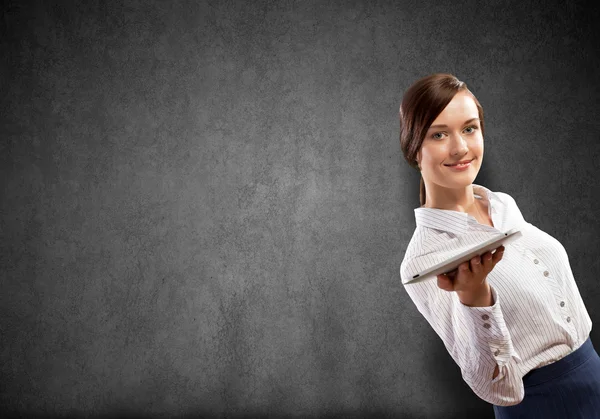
left=492, top=246, right=505, bottom=264
left=470, top=255, right=482, bottom=274
left=481, top=252, right=494, bottom=276
left=481, top=252, right=493, bottom=268
left=459, top=261, right=470, bottom=273
left=446, top=269, right=458, bottom=281
left=437, top=274, right=454, bottom=292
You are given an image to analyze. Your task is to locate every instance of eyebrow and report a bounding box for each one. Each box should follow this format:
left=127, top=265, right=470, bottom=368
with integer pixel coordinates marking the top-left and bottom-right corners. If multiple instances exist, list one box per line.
left=428, top=118, right=480, bottom=130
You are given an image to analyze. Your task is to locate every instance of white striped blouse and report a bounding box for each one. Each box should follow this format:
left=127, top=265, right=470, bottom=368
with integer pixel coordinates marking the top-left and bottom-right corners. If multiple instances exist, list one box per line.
left=399, top=183, right=592, bottom=406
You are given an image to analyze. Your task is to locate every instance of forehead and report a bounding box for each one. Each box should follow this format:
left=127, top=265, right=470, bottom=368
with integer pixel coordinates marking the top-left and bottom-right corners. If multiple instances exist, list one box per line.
left=431, top=91, right=478, bottom=124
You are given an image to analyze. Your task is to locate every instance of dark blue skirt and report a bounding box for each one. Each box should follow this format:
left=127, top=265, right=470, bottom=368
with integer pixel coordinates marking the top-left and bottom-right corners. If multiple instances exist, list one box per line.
left=493, top=336, right=600, bottom=419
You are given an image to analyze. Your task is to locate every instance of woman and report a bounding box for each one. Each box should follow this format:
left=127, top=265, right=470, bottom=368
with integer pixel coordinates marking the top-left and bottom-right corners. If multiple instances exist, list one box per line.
left=398, top=73, right=600, bottom=418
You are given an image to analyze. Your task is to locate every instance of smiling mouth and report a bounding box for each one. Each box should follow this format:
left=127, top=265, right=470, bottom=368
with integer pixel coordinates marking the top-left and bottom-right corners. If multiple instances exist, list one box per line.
left=444, top=159, right=474, bottom=167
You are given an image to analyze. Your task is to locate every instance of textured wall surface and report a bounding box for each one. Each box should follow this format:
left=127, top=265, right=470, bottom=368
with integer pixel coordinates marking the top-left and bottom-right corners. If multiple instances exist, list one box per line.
left=2, top=1, right=600, bottom=418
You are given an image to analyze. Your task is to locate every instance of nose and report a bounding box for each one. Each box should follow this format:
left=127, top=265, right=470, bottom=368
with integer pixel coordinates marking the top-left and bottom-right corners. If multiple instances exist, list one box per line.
left=451, top=134, right=469, bottom=155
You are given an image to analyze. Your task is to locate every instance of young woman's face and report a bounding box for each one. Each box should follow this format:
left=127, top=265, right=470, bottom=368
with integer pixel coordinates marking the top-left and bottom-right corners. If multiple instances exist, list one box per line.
left=416, top=91, right=483, bottom=190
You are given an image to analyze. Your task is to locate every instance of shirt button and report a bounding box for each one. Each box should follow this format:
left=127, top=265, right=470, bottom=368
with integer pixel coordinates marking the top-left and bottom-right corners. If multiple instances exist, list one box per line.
left=560, top=301, right=565, bottom=307
left=543, top=271, right=549, bottom=277
left=483, top=323, right=491, bottom=329
left=566, top=317, right=571, bottom=323
left=533, top=259, right=539, bottom=264
left=482, top=314, right=490, bottom=320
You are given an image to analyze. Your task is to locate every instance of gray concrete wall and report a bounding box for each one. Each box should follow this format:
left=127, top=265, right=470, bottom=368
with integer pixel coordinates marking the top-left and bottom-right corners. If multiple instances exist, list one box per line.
left=2, top=1, right=599, bottom=418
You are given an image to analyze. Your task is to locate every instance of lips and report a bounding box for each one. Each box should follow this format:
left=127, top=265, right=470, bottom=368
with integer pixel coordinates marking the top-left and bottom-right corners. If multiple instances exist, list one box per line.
left=444, top=159, right=474, bottom=166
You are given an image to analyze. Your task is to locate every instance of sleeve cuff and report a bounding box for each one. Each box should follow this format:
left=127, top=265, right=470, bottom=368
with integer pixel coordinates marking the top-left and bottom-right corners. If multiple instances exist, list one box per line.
left=455, top=286, right=522, bottom=366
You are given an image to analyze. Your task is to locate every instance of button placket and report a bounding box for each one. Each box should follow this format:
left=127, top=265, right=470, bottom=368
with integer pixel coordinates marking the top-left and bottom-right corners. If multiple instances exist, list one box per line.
left=558, top=300, right=575, bottom=330
left=526, top=249, right=573, bottom=328
left=525, top=250, right=553, bottom=282
left=481, top=313, right=491, bottom=330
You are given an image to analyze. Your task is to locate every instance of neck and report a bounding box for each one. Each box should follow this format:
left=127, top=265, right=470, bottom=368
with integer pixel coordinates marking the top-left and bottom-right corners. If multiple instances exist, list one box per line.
left=422, top=183, right=479, bottom=213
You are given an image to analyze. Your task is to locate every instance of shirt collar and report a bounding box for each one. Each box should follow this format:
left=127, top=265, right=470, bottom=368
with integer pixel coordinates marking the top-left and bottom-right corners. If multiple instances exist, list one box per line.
left=413, top=184, right=504, bottom=235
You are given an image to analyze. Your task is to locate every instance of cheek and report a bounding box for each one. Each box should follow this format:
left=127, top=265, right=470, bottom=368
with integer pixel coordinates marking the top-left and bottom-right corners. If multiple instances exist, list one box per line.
left=474, top=137, right=484, bottom=153
left=424, top=146, right=449, bottom=163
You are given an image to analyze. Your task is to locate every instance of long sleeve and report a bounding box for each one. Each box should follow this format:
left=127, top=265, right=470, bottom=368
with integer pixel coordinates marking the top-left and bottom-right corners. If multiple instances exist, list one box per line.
left=403, top=279, right=524, bottom=406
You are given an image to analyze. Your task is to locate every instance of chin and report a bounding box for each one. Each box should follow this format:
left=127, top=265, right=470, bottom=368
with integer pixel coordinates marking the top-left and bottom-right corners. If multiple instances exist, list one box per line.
left=437, top=173, right=478, bottom=189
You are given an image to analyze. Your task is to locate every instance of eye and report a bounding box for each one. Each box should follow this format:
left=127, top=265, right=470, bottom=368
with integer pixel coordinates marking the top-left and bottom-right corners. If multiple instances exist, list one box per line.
left=464, top=125, right=478, bottom=134
left=431, top=132, right=445, bottom=140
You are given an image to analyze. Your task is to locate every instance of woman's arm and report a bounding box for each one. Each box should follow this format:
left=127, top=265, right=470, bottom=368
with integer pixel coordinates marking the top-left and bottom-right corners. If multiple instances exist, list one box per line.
left=458, top=283, right=500, bottom=380
left=458, top=283, right=501, bottom=380
left=403, top=280, right=524, bottom=406
left=453, top=284, right=523, bottom=404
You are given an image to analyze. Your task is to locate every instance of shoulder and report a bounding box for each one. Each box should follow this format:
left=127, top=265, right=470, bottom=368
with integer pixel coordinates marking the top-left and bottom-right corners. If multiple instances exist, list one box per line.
left=492, top=190, right=517, bottom=204
left=490, top=190, right=525, bottom=219
left=402, top=226, right=432, bottom=256
left=400, top=227, right=436, bottom=282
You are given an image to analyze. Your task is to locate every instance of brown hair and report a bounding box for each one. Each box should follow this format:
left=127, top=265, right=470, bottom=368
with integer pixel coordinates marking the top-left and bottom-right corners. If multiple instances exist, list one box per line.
left=399, top=73, right=485, bottom=206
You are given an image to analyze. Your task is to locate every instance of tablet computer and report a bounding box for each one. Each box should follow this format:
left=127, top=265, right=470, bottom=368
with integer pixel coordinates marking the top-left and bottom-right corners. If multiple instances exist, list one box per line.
left=403, top=228, right=522, bottom=285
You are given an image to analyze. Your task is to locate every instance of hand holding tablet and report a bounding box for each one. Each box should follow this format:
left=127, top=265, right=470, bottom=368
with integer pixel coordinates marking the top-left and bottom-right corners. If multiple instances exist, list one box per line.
left=404, top=228, right=522, bottom=285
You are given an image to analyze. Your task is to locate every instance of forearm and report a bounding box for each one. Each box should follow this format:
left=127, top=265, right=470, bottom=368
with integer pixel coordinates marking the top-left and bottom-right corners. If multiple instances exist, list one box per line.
left=459, top=283, right=498, bottom=385
left=462, top=354, right=524, bottom=406
left=457, top=281, right=494, bottom=307
left=454, top=286, right=523, bottom=402
left=403, top=282, right=522, bottom=404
